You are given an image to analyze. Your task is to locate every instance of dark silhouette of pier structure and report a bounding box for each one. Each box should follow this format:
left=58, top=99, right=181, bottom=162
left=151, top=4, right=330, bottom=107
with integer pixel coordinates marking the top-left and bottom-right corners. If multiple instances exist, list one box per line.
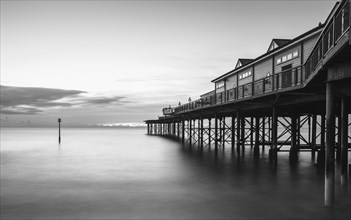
left=145, top=0, right=351, bottom=207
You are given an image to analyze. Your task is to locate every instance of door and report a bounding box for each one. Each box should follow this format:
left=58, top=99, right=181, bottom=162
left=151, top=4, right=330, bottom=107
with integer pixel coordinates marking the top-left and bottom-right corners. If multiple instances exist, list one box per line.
left=281, top=64, right=292, bottom=88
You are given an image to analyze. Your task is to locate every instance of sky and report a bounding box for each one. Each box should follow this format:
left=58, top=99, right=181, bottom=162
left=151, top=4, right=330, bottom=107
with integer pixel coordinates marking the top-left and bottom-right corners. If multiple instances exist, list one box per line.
left=0, top=0, right=337, bottom=127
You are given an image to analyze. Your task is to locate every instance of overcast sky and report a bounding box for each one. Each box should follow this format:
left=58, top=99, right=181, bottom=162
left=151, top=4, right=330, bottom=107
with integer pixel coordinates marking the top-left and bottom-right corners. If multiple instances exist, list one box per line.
left=0, top=0, right=336, bottom=127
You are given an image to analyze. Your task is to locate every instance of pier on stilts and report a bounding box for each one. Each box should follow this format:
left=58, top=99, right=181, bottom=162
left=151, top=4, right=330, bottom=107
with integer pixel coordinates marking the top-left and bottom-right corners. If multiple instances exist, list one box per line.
left=146, top=0, right=351, bottom=207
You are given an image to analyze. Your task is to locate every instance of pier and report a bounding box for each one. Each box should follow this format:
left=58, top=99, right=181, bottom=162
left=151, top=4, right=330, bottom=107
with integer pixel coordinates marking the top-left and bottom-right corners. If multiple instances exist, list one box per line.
left=145, top=0, right=351, bottom=207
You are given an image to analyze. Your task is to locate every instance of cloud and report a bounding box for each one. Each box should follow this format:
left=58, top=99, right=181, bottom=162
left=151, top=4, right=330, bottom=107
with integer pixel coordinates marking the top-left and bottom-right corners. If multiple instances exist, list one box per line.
left=79, top=96, right=129, bottom=105
left=0, top=85, right=131, bottom=115
left=0, top=85, right=85, bottom=115
left=0, top=107, right=43, bottom=115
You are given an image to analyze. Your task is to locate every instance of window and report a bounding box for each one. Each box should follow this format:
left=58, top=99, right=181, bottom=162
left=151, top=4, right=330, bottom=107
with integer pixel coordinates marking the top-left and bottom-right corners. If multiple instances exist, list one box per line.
left=293, top=51, right=298, bottom=58
left=239, top=70, right=252, bottom=80
left=216, top=81, right=224, bottom=89
left=276, top=50, right=299, bottom=65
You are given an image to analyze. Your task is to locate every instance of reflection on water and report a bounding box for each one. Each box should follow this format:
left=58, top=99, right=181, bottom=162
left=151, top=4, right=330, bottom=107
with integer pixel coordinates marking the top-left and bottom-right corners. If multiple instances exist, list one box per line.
left=1, top=128, right=350, bottom=219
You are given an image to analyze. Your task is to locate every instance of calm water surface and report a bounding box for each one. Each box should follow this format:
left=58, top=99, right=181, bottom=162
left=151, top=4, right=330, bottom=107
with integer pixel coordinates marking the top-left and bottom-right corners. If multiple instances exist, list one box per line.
left=1, top=127, right=350, bottom=219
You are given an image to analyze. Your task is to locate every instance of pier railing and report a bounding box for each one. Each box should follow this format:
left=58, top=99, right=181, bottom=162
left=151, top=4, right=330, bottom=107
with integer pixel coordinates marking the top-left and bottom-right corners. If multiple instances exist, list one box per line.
left=174, top=66, right=304, bottom=113
left=173, top=0, right=350, bottom=115
left=304, top=0, right=349, bottom=80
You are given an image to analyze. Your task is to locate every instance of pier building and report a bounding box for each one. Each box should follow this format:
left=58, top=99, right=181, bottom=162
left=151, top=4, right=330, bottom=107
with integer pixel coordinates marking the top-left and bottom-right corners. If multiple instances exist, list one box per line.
left=145, top=0, right=351, bottom=207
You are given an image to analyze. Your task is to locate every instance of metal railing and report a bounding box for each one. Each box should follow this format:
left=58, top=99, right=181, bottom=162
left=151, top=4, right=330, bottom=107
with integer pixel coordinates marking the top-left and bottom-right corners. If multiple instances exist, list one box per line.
left=173, top=0, right=350, bottom=115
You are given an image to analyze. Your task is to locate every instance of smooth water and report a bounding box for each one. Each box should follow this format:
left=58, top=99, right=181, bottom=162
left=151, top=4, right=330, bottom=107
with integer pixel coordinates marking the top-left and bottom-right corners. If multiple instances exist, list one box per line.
left=1, top=127, right=350, bottom=219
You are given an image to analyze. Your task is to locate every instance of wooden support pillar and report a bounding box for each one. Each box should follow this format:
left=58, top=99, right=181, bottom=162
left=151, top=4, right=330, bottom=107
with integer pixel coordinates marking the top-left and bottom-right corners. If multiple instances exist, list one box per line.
left=200, top=118, right=204, bottom=150
left=311, top=114, right=317, bottom=161
left=208, top=118, right=212, bottom=148
left=325, top=82, right=336, bottom=207
left=215, top=115, right=218, bottom=153
left=231, top=114, right=235, bottom=151
left=340, top=97, right=348, bottom=187
left=318, top=115, right=326, bottom=165
left=222, top=117, right=226, bottom=148
left=262, top=117, right=265, bottom=151
left=254, top=117, right=260, bottom=157
left=250, top=117, right=254, bottom=148
left=189, top=119, right=192, bottom=147
left=147, top=124, right=150, bottom=135
left=337, top=115, right=342, bottom=165
left=268, top=116, right=272, bottom=145
left=241, top=115, right=245, bottom=150
left=236, top=111, right=241, bottom=154
left=182, top=120, right=185, bottom=144
left=290, top=115, right=298, bottom=163
left=177, top=122, right=180, bottom=138
left=308, top=115, right=311, bottom=145
left=297, top=116, right=301, bottom=150
left=271, top=106, right=278, bottom=165
left=173, top=122, right=176, bottom=136
left=197, top=119, right=200, bottom=147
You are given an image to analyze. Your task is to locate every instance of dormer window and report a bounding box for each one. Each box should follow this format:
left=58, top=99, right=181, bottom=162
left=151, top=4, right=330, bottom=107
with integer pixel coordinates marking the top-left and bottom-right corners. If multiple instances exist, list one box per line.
left=236, top=61, right=242, bottom=68
left=235, top=59, right=253, bottom=69
left=267, top=39, right=291, bottom=52
left=268, top=41, right=278, bottom=52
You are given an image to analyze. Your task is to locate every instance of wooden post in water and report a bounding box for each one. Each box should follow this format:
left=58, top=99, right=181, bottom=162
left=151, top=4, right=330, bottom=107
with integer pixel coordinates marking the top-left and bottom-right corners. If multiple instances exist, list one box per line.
left=200, top=118, right=204, bottom=150
left=325, top=82, right=336, bottom=207
left=189, top=119, right=192, bottom=147
left=236, top=111, right=241, bottom=154
left=254, top=117, right=260, bottom=157
left=177, top=122, right=180, bottom=138
left=208, top=118, right=212, bottom=148
left=311, top=114, right=317, bottom=161
left=271, top=107, right=278, bottom=165
left=241, top=116, right=245, bottom=151
left=340, top=97, right=348, bottom=187
left=290, top=115, right=298, bottom=163
left=58, top=118, right=61, bottom=143
left=231, top=114, right=235, bottom=151
left=222, top=117, right=226, bottom=148
left=337, top=116, right=342, bottom=165
left=215, top=115, right=218, bottom=153
left=250, top=117, right=254, bottom=148
left=262, top=117, right=265, bottom=151
left=318, top=115, right=326, bottom=165
left=182, top=120, right=185, bottom=144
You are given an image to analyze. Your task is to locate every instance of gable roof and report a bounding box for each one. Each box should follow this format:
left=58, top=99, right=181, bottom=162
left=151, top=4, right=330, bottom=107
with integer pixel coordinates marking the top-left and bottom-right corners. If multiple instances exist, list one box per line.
left=267, top=39, right=291, bottom=52
left=235, top=58, right=254, bottom=69
left=211, top=24, right=324, bottom=83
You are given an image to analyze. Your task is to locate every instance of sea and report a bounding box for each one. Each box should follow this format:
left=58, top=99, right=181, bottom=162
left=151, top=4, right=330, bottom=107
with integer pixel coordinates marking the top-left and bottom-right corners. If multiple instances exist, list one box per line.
left=1, top=127, right=350, bottom=219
